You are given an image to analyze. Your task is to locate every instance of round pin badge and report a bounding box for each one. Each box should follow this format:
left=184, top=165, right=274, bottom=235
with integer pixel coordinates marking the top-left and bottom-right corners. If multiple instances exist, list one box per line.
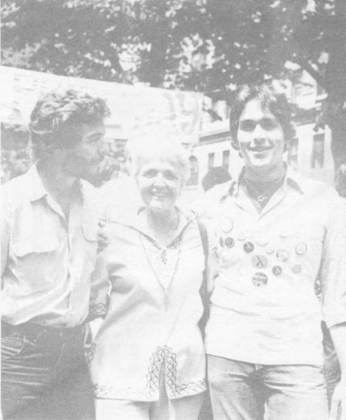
left=251, top=255, right=268, bottom=269
left=276, top=249, right=289, bottom=262
left=225, top=237, right=235, bottom=248
left=291, top=264, right=302, bottom=274
left=237, top=231, right=247, bottom=241
left=272, top=265, right=282, bottom=276
left=265, top=244, right=274, bottom=254
left=252, top=272, right=268, bottom=287
left=220, top=217, right=233, bottom=233
left=295, top=242, right=307, bottom=255
left=255, top=234, right=269, bottom=247
left=279, top=227, right=293, bottom=238
left=243, top=241, right=255, bottom=253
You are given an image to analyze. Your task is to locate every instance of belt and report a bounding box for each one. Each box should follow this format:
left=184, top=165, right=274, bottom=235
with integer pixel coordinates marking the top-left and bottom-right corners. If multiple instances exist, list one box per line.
left=1, top=321, right=85, bottom=340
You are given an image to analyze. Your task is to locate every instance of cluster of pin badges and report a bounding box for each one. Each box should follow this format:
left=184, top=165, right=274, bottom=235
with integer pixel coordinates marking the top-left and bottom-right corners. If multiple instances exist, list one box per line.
left=219, top=217, right=308, bottom=286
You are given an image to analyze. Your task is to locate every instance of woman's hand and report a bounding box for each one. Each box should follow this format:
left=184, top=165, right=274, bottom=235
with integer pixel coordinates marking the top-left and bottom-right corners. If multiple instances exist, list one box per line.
left=330, top=379, right=346, bottom=420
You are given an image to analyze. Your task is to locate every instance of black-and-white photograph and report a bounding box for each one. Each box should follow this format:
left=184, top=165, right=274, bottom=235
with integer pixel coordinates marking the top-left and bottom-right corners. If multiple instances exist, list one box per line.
left=1, top=1, right=346, bottom=419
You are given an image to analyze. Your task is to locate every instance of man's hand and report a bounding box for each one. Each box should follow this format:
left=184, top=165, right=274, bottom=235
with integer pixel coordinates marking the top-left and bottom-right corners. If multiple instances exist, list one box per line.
left=97, top=220, right=109, bottom=252
left=330, top=379, right=346, bottom=420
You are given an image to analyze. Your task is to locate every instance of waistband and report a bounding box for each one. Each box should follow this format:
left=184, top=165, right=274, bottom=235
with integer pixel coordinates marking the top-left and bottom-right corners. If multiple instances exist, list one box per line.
left=1, top=321, right=85, bottom=340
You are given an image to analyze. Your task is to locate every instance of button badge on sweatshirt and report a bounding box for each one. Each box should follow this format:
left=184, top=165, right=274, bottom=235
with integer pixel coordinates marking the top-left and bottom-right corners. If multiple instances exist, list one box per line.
left=244, top=241, right=255, bottom=253
left=291, top=264, right=302, bottom=274
left=255, top=233, right=269, bottom=247
left=251, top=255, right=268, bottom=269
left=265, top=244, right=274, bottom=254
left=237, top=231, right=247, bottom=241
left=272, top=265, right=282, bottom=276
left=276, top=249, right=289, bottom=262
left=252, top=272, right=268, bottom=287
left=295, top=242, right=307, bottom=255
left=220, top=217, right=233, bottom=233
left=225, top=237, right=235, bottom=248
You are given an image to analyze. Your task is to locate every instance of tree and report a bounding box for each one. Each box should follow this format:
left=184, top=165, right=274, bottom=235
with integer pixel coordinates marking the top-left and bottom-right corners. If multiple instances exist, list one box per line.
left=201, top=0, right=346, bottom=173
left=2, top=0, right=346, bottom=172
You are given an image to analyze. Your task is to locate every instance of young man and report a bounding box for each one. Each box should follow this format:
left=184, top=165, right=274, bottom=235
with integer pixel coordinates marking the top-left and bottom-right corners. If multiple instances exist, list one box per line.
left=205, top=82, right=346, bottom=420
left=1, top=89, right=110, bottom=419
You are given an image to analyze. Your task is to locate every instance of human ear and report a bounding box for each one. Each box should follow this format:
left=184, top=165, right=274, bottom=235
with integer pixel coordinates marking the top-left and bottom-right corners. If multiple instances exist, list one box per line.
left=50, top=146, right=67, bottom=164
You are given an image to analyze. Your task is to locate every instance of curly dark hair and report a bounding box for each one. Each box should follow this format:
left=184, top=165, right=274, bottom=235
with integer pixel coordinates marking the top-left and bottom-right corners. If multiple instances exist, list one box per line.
left=29, top=89, right=110, bottom=160
left=230, top=82, right=296, bottom=149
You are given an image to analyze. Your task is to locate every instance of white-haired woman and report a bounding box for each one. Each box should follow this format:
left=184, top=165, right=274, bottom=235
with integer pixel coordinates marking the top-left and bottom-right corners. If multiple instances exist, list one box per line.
left=88, top=133, right=216, bottom=420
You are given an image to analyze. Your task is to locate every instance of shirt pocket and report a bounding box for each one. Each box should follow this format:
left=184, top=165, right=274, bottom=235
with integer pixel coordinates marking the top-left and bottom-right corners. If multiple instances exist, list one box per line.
left=11, top=204, right=61, bottom=257
left=10, top=233, right=62, bottom=291
left=12, top=234, right=59, bottom=257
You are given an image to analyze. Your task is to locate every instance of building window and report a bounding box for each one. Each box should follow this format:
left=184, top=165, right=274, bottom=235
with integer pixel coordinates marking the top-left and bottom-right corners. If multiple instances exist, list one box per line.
left=208, top=153, right=215, bottom=170
left=311, top=133, right=325, bottom=169
left=186, top=156, right=199, bottom=186
left=222, top=150, right=230, bottom=170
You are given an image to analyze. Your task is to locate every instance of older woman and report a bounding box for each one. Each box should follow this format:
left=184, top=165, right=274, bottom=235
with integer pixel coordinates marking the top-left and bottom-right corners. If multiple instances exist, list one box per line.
left=88, top=132, right=216, bottom=420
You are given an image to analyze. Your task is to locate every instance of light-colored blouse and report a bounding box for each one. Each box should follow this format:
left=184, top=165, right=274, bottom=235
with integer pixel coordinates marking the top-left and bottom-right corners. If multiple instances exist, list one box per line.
left=88, top=206, right=215, bottom=401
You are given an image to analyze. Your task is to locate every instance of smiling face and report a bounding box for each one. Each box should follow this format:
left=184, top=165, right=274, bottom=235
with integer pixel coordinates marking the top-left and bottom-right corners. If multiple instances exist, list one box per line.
left=137, top=159, right=183, bottom=213
left=62, top=121, right=106, bottom=178
left=237, top=99, right=286, bottom=180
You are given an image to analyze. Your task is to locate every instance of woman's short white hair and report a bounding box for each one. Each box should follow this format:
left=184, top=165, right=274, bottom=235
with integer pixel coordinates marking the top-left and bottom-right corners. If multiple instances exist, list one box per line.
left=126, top=127, right=190, bottom=185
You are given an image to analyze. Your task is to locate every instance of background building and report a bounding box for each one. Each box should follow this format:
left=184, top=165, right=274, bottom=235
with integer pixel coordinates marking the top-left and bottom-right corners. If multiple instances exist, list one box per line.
left=183, top=71, right=335, bottom=202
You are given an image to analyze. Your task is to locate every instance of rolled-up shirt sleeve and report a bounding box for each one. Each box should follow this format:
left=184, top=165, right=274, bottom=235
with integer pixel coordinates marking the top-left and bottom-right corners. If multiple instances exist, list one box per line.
left=321, top=199, right=346, bottom=328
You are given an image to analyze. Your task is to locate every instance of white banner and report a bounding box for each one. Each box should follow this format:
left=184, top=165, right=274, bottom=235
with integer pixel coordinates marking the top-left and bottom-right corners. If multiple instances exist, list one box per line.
left=0, top=66, right=203, bottom=145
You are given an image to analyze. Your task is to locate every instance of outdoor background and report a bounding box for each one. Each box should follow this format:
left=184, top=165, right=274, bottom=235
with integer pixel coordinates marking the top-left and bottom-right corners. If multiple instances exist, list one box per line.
left=1, top=0, right=346, bottom=197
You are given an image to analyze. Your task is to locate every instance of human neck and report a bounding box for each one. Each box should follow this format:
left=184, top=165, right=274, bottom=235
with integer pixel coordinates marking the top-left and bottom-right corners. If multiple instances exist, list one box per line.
left=37, top=160, right=77, bottom=199
left=145, top=207, right=179, bottom=233
left=142, top=207, right=180, bottom=247
left=244, top=163, right=286, bottom=183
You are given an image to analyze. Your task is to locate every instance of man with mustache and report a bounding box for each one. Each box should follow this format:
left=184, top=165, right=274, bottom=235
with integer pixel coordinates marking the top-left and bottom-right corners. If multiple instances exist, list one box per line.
left=205, top=82, right=346, bottom=420
left=1, top=89, right=110, bottom=419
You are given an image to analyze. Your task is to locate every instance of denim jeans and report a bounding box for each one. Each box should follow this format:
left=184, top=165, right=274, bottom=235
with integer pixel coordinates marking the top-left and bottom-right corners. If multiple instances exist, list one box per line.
left=1, top=322, right=95, bottom=420
left=207, top=355, right=329, bottom=420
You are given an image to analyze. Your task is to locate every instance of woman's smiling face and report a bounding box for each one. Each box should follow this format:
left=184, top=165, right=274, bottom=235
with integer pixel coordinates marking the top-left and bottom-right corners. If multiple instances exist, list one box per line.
left=137, top=159, right=183, bottom=213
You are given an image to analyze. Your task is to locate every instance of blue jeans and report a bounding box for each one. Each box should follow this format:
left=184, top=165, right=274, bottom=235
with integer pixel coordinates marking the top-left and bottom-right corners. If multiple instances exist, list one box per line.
left=207, top=355, right=329, bottom=420
left=1, top=322, right=95, bottom=420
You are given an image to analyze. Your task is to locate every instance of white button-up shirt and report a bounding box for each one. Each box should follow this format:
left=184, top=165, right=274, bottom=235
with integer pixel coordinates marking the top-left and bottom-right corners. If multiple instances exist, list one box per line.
left=1, top=165, right=99, bottom=328
left=205, top=167, right=346, bottom=366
